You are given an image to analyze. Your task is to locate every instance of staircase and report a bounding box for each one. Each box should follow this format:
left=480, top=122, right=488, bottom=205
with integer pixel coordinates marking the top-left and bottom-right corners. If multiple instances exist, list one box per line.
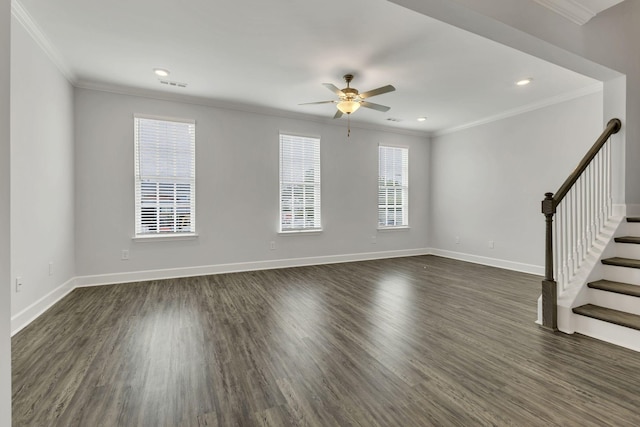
left=571, top=217, right=640, bottom=351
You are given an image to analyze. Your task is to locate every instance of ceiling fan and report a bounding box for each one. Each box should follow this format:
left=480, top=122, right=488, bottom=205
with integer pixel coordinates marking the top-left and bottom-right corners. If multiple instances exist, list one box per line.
left=300, top=74, right=396, bottom=119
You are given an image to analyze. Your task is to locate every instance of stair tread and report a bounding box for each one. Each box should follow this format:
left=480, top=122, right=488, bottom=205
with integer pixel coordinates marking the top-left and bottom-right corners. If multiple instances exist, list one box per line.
left=627, top=217, right=640, bottom=223
left=588, top=279, right=640, bottom=297
left=615, top=236, right=640, bottom=244
left=601, top=257, right=640, bottom=269
left=573, top=304, right=640, bottom=331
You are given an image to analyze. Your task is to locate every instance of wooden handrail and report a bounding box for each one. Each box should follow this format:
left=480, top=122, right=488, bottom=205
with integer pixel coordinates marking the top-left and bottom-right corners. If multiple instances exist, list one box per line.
left=540, top=118, right=621, bottom=331
left=552, top=118, right=622, bottom=208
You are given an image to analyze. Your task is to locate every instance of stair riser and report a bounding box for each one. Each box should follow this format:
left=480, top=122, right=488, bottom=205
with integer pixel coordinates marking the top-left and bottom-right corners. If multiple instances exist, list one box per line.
left=602, top=264, right=640, bottom=285
left=614, top=243, right=640, bottom=259
left=623, top=222, right=640, bottom=235
left=573, top=315, right=640, bottom=352
left=587, top=289, right=640, bottom=316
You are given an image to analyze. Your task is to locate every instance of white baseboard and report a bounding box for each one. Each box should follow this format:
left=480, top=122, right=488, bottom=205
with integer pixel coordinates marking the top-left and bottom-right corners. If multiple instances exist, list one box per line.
left=612, top=204, right=626, bottom=218
left=75, top=248, right=432, bottom=288
left=11, top=247, right=543, bottom=335
left=11, top=249, right=430, bottom=335
left=11, top=277, right=76, bottom=336
left=430, top=248, right=544, bottom=276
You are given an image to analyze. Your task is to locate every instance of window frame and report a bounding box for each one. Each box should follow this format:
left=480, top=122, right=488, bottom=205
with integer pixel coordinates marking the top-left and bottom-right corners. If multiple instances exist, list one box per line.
left=378, top=144, right=409, bottom=229
left=134, top=114, right=197, bottom=239
left=278, top=132, right=322, bottom=233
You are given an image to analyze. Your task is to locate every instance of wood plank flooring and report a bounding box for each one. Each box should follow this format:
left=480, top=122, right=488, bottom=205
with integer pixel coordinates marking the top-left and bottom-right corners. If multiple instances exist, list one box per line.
left=12, top=255, right=640, bottom=426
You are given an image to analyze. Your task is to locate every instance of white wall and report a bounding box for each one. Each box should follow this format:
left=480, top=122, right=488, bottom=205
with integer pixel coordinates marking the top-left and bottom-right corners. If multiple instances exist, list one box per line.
left=74, top=88, right=430, bottom=278
left=390, top=0, right=639, bottom=205
left=430, top=92, right=603, bottom=270
left=10, top=16, right=75, bottom=317
left=0, top=0, right=11, bottom=423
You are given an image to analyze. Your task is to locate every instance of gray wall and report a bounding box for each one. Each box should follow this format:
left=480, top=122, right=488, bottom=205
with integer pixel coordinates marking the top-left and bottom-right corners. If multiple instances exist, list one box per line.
left=1, top=0, right=10, bottom=423
left=10, top=15, right=75, bottom=318
left=430, top=92, right=602, bottom=269
left=74, top=89, right=430, bottom=277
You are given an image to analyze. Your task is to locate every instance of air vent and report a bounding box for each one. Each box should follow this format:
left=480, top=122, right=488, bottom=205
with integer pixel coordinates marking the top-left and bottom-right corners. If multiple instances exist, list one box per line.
left=159, top=80, right=188, bottom=88
left=386, top=118, right=402, bottom=122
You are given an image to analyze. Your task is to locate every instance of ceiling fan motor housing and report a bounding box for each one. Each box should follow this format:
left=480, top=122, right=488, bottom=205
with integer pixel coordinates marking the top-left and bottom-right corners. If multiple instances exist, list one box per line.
left=341, top=87, right=359, bottom=100
left=341, top=75, right=359, bottom=100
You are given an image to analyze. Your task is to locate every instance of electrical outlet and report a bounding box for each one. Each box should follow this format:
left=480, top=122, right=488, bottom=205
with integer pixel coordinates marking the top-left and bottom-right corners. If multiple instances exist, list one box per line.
left=121, top=249, right=129, bottom=260
left=15, top=276, right=23, bottom=292
left=270, top=241, right=276, bottom=250
left=455, top=236, right=460, bottom=244
left=49, top=262, right=54, bottom=276
left=489, top=240, right=495, bottom=249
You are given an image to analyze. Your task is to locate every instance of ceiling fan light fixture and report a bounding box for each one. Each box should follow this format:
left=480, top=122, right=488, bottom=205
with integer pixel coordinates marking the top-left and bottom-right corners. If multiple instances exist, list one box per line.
left=337, top=100, right=361, bottom=114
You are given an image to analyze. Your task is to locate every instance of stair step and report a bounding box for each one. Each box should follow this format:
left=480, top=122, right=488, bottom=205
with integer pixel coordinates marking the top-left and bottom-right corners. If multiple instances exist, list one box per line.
left=573, top=304, right=640, bottom=331
left=627, top=217, right=640, bottom=223
left=588, top=279, right=640, bottom=297
left=601, top=257, right=640, bottom=269
left=615, top=236, right=640, bottom=244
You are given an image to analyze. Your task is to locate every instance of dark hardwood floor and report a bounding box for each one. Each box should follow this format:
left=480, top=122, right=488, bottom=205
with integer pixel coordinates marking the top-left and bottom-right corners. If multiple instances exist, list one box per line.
left=12, top=255, right=640, bottom=426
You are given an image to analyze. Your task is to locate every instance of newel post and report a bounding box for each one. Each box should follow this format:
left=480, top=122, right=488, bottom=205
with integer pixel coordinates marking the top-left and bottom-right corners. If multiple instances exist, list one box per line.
left=541, top=192, right=558, bottom=331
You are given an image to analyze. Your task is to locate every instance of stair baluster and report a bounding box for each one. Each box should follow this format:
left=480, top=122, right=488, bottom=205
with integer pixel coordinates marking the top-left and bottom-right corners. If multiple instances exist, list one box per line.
left=540, top=118, right=622, bottom=331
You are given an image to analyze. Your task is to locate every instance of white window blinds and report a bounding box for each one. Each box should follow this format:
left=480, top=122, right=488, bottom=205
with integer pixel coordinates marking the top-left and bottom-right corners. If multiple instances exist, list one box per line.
left=279, top=134, right=321, bottom=231
left=378, top=145, right=408, bottom=227
left=134, top=116, right=196, bottom=236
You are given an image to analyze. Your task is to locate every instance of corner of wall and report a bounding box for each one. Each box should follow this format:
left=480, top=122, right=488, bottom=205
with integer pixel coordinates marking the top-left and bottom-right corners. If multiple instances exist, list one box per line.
left=1, top=0, right=12, bottom=422
left=10, top=277, right=76, bottom=336
left=10, top=4, right=77, bottom=327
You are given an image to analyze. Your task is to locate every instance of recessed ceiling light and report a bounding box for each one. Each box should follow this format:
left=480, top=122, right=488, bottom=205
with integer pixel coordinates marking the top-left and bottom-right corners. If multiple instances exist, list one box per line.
left=417, top=117, right=427, bottom=122
left=516, top=78, right=533, bottom=86
left=153, top=68, right=170, bottom=77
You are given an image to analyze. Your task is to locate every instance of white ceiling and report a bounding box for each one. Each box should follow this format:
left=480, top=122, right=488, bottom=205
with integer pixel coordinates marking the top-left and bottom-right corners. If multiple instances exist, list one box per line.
left=16, top=0, right=601, bottom=134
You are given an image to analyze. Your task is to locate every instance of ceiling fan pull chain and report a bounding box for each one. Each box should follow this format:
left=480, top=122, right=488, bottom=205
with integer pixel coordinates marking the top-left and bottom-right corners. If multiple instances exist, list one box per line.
left=348, top=115, right=351, bottom=138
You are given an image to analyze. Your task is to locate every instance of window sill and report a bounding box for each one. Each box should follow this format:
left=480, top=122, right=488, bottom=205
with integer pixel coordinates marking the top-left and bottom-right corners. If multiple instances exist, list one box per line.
left=377, top=226, right=410, bottom=231
left=133, top=233, right=199, bottom=242
left=278, top=229, right=323, bottom=236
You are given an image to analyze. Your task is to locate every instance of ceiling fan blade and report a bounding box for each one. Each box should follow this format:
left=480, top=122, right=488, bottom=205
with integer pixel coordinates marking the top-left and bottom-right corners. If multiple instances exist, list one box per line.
left=333, top=110, right=343, bottom=119
left=360, top=101, right=391, bottom=112
left=359, top=85, right=396, bottom=99
left=299, top=100, right=336, bottom=105
left=323, top=83, right=345, bottom=97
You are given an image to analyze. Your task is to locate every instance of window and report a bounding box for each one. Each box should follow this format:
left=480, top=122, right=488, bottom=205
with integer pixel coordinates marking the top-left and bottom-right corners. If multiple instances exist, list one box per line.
left=378, top=145, right=408, bottom=227
left=134, top=116, right=196, bottom=237
left=279, top=133, right=321, bottom=232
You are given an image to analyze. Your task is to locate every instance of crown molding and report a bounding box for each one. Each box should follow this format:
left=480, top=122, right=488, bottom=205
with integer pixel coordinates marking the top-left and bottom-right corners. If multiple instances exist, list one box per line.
left=74, top=80, right=431, bottom=138
left=433, top=82, right=603, bottom=137
left=532, top=0, right=594, bottom=24
left=11, top=0, right=76, bottom=83
left=75, top=79, right=604, bottom=140
left=532, top=0, right=624, bottom=25
left=10, top=1, right=424, bottom=138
